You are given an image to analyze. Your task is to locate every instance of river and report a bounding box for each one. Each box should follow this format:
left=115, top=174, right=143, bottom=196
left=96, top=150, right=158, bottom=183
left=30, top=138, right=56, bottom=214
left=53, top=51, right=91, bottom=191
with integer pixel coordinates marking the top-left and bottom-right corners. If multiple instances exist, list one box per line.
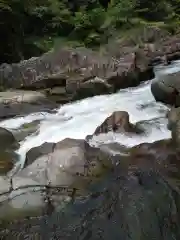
left=0, top=60, right=180, bottom=166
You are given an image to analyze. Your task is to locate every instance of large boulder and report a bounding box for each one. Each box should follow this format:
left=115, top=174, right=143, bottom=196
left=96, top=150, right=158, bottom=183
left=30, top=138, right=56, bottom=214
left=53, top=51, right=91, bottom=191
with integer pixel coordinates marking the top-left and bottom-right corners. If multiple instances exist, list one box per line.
left=0, top=138, right=114, bottom=223
left=13, top=138, right=113, bottom=189
left=86, top=111, right=144, bottom=141
left=72, top=77, right=113, bottom=101
left=0, top=47, right=154, bottom=103
left=0, top=90, right=57, bottom=119
left=151, top=71, right=180, bottom=106
left=2, top=139, right=180, bottom=239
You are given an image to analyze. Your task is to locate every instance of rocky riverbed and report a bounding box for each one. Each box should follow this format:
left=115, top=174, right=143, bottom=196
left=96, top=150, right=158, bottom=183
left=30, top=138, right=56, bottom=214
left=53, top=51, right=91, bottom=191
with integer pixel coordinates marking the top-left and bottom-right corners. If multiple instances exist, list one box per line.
left=1, top=35, right=180, bottom=238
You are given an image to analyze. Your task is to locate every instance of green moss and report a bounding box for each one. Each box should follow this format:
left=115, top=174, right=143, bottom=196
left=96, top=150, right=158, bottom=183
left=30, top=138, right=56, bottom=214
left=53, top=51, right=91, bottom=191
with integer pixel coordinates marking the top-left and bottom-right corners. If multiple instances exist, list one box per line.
left=21, top=120, right=40, bottom=130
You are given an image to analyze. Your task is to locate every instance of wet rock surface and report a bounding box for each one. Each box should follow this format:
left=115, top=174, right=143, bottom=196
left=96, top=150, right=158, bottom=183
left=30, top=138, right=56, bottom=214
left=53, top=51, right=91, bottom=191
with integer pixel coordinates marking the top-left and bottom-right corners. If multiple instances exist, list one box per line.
left=0, top=138, right=113, bottom=226
left=20, top=138, right=113, bottom=187
left=11, top=120, right=41, bottom=142
left=72, top=77, right=113, bottom=100
left=150, top=35, right=180, bottom=107
left=0, top=127, right=18, bottom=151
left=94, top=111, right=144, bottom=135
left=151, top=70, right=180, bottom=106
left=86, top=111, right=145, bottom=141
left=166, top=107, right=180, bottom=148
left=0, top=128, right=19, bottom=175
left=0, top=90, right=58, bottom=120
left=0, top=151, right=18, bottom=175
left=1, top=137, right=180, bottom=239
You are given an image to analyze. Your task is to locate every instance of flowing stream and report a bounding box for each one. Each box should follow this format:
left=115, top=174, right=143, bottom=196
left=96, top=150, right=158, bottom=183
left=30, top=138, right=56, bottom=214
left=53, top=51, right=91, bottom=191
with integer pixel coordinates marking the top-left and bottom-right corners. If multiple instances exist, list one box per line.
left=1, top=61, right=180, bottom=166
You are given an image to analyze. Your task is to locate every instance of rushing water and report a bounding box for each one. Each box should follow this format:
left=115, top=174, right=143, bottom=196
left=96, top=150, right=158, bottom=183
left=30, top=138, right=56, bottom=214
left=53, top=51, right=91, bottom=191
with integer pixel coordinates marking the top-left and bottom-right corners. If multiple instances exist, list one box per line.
left=1, top=60, right=180, bottom=165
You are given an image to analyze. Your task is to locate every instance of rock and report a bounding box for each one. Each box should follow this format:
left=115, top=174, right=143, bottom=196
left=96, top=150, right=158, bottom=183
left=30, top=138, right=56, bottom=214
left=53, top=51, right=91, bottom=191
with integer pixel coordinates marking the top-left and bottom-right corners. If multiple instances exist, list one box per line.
left=0, top=151, right=18, bottom=175
left=13, top=138, right=113, bottom=190
left=151, top=71, right=180, bottom=106
left=3, top=139, right=180, bottom=239
left=1, top=33, right=180, bottom=104
left=0, top=90, right=58, bottom=119
left=0, top=127, right=18, bottom=150
left=167, top=107, right=180, bottom=130
left=0, top=176, right=11, bottom=195
left=166, top=107, right=180, bottom=147
left=0, top=188, right=47, bottom=221
left=99, top=142, right=130, bottom=157
left=25, top=142, right=55, bottom=167
left=12, top=120, right=40, bottom=142
left=72, top=77, right=113, bottom=100
left=0, top=128, right=19, bottom=175
left=158, top=35, right=180, bottom=63
left=0, top=47, right=154, bottom=103
left=0, top=172, right=71, bottom=222
left=106, top=51, right=154, bottom=90
left=128, top=139, right=180, bottom=190
left=0, top=138, right=114, bottom=222
left=150, top=35, right=180, bottom=107
left=47, top=86, right=67, bottom=95
left=44, top=86, right=72, bottom=104
left=104, top=29, right=180, bottom=67
left=0, top=90, right=46, bottom=103
left=93, top=111, right=144, bottom=136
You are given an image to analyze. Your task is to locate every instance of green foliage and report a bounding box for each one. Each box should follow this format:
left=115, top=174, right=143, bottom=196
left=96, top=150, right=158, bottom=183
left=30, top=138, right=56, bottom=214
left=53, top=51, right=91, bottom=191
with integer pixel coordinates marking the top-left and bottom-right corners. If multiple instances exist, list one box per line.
left=0, top=0, right=11, bottom=11
left=135, top=0, right=174, bottom=21
left=70, top=5, right=106, bottom=45
left=31, top=1, right=72, bottom=32
left=107, top=0, right=136, bottom=27
left=0, top=0, right=180, bottom=64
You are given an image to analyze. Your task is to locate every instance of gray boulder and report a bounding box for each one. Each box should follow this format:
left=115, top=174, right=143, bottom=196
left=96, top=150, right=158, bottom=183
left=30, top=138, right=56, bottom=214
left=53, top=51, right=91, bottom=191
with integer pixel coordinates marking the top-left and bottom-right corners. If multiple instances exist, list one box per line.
left=0, top=90, right=57, bottom=119
left=2, top=139, right=180, bottom=239
left=151, top=71, right=180, bottom=106
left=13, top=138, right=113, bottom=189
left=0, top=47, right=154, bottom=103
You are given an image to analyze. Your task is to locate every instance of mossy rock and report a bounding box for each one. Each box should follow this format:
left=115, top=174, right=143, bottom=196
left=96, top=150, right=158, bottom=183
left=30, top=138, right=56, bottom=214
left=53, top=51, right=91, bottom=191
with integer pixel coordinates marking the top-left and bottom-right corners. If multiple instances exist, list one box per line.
left=21, top=120, right=40, bottom=130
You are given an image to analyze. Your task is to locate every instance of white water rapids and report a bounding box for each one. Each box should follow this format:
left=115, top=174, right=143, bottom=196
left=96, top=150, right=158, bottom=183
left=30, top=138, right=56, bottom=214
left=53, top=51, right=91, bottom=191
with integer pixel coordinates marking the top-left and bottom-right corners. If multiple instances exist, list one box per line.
left=1, top=60, right=180, bottom=166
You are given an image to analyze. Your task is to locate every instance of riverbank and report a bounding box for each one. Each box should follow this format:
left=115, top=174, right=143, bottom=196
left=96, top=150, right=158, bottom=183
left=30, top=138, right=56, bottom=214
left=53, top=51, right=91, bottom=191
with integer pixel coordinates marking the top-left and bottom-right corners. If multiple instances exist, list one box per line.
left=0, top=27, right=180, bottom=120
